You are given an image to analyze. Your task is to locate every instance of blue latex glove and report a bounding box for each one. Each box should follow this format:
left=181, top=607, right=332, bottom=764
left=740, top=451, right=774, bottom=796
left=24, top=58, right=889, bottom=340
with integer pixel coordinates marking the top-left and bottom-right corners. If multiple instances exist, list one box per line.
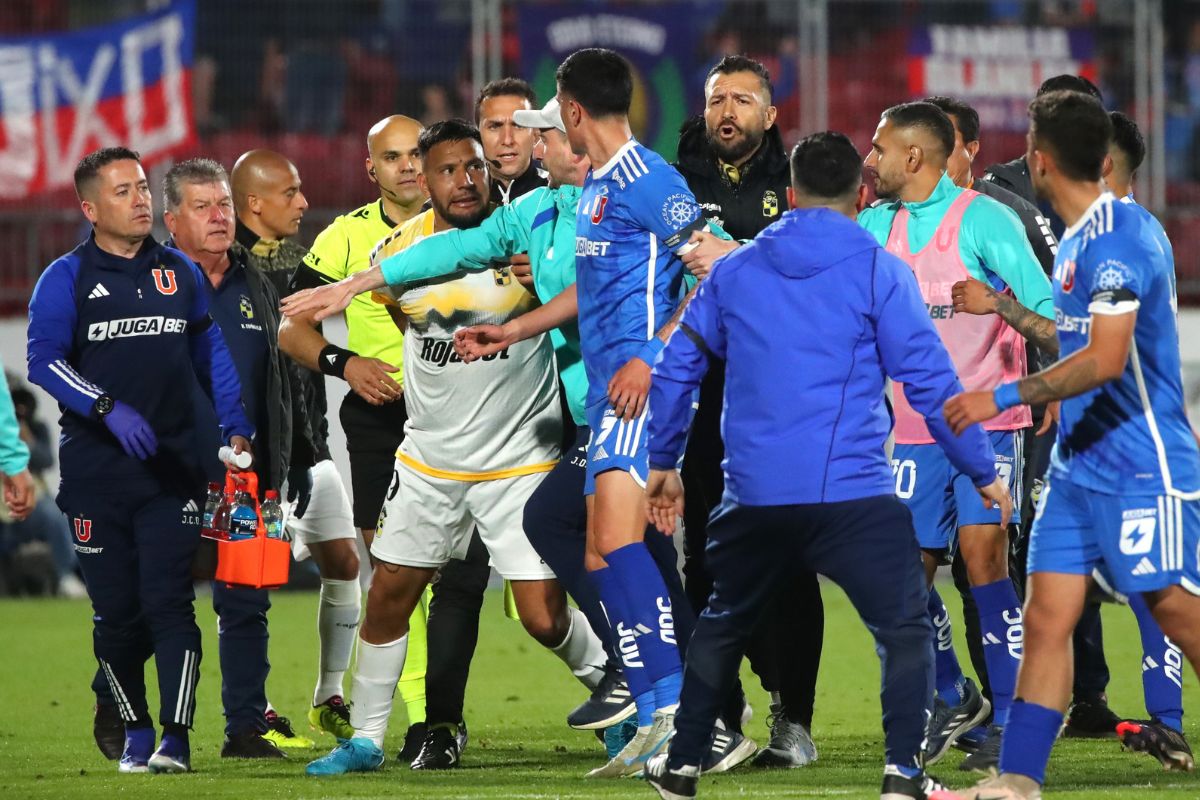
left=104, top=401, right=158, bottom=460
left=287, top=465, right=313, bottom=519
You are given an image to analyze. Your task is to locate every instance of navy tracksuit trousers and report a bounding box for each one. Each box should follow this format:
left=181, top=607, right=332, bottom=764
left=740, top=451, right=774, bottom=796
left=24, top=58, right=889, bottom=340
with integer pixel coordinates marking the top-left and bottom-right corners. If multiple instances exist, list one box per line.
left=62, top=479, right=203, bottom=731
left=669, top=494, right=932, bottom=770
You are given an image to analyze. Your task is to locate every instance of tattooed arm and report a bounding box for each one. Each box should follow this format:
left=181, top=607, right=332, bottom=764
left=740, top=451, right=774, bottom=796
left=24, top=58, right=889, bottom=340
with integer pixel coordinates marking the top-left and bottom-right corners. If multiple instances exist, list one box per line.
left=943, top=310, right=1135, bottom=434
left=951, top=277, right=1059, bottom=357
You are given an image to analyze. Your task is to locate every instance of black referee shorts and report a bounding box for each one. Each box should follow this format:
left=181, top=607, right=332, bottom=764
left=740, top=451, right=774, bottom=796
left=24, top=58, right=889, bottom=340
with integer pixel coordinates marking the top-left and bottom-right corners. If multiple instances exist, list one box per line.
left=339, top=390, right=408, bottom=530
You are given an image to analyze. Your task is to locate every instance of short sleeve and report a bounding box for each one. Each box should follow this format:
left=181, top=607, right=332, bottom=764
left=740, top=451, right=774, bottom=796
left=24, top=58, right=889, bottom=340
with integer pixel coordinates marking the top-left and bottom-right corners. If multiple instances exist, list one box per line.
left=624, top=161, right=704, bottom=251
left=1086, top=253, right=1143, bottom=316
left=302, top=217, right=351, bottom=281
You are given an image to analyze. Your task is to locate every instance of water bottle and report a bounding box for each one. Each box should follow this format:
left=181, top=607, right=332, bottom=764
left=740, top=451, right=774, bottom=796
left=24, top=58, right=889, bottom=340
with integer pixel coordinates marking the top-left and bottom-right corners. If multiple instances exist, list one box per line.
left=229, top=490, right=259, bottom=541
left=261, top=490, right=284, bottom=540
left=212, top=490, right=234, bottom=541
left=200, top=482, right=222, bottom=539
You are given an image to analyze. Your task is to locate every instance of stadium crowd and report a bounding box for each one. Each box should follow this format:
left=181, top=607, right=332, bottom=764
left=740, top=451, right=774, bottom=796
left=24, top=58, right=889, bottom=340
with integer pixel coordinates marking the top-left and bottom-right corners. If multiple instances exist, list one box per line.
left=4, top=42, right=1199, bottom=800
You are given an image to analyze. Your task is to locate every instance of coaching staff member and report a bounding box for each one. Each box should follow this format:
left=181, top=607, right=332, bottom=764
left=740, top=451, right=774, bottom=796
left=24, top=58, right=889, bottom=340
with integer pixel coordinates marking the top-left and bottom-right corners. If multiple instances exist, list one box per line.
left=27, top=147, right=253, bottom=774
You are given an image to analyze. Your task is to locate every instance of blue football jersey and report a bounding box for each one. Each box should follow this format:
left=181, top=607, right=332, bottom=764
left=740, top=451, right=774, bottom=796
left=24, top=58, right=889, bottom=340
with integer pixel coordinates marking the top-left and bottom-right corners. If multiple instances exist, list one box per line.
left=1048, top=192, right=1200, bottom=496
left=575, top=139, right=703, bottom=406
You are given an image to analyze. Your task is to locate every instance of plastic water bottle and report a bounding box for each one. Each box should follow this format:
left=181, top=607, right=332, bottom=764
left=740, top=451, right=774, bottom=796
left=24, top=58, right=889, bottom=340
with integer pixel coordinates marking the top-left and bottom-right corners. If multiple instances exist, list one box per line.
left=229, top=491, right=259, bottom=541
left=200, top=482, right=222, bottom=539
left=261, top=490, right=284, bottom=540
left=212, top=490, right=233, bottom=541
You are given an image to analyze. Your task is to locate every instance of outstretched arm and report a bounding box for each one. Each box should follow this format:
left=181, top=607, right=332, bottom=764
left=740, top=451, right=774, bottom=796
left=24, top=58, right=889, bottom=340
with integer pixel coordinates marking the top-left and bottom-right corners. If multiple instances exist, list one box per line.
left=951, top=278, right=1059, bottom=357
left=455, top=284, right=577, bottom=362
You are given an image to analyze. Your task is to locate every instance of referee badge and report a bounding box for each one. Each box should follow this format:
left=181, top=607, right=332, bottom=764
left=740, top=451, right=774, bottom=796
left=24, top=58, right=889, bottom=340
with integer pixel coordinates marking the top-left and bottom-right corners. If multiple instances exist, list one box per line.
left=762, top=190, right=779, bottom=218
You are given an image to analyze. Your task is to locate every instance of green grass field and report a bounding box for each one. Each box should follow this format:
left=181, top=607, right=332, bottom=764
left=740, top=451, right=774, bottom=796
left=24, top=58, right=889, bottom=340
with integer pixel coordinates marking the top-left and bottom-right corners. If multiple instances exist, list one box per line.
left=2, top=583, right=1197, bottom=799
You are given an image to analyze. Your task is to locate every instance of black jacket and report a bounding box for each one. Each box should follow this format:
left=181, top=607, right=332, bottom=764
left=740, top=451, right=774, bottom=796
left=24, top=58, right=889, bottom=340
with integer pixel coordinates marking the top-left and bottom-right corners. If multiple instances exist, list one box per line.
left=971, top=178, right=1056, bottom=276
left=673, top=115, right=791, bottom=241
left=492, top=159, right=548, bottom=206
left=982, top=155, right=1035, bottom=206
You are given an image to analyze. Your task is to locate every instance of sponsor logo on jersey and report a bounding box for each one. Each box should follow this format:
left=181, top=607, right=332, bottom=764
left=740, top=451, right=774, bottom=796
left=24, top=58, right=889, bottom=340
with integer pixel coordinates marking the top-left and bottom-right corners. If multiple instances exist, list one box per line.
left=576, top=237, right=612, bottom=257
left=926, top=303, right=956, bottom=320
left=1055, top=310, right=1090, bottom=335
left=762, top=189, right=779, bottom=217
left=87, top=283, right=110, bottom=300
left=419, top=338, right=509, bottom=367
left=181, top=499, right=200, bottom=527
left=151, top=267, right=178, bottom=295
left=661, top=193, right=699, bottom=227
left=87, top=316, right=188, bottom=341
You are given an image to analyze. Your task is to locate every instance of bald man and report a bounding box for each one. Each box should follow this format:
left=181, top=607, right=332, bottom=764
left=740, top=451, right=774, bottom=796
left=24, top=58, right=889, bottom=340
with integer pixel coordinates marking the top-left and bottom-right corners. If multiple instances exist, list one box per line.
left=859, top=102, right=1055, bottom=771
left=276, top=119, right=441, bottom=762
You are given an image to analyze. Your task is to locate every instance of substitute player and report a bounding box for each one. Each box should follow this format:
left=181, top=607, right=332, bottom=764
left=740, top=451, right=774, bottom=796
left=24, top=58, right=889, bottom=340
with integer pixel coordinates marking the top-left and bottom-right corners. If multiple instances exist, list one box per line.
left=304, top=120, right=606, bottom=777
left=861, top=102, right=1057, bottom=769
left=939, top=90, right=1200, bottom=800
left=28, top=147, right=253, bottom=773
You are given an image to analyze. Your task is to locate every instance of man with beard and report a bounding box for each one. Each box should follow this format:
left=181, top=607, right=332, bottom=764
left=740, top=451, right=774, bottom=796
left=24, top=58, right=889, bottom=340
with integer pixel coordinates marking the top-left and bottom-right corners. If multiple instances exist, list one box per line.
left=860, top=102, right=1056, bottom=771
left=303, top=120, right=606, bottom=776
left=672, top=54, right=823, bottom=768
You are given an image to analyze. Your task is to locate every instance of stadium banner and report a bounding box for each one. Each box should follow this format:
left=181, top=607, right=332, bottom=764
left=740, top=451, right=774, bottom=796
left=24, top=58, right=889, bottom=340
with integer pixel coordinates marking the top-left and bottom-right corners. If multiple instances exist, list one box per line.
left=518, top=4, right=699, bottom=161
left=907, top=25, right=1095, bottom=131
left=0, top=0, right=196, bottom=199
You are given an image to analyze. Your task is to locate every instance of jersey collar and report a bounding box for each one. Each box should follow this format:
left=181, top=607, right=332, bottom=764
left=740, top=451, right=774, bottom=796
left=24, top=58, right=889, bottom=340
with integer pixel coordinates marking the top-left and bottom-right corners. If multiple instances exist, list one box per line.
left=591, top=138, right=638, bottom=180
left=1061, top=191, right=1114, bottom=241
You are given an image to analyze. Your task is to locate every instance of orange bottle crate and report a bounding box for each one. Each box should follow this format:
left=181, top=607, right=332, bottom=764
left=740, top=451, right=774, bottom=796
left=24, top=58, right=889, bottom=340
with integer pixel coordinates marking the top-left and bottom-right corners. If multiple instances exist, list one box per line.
left=214, top=470, right=291, bottom=589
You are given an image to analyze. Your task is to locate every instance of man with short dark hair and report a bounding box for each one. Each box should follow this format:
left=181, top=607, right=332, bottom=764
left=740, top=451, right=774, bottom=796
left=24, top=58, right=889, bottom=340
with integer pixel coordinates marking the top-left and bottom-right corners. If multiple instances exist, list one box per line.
left=939, top=89, right=1200, bottom=800
left=673, top=53, right=824, bottom=768
left=475, top=78, right=547, bottom=204
left=642, top=130, right=1008, bottom=800
left=28, top=146, right=253, bottom=773
left=861, top=101, right=1056, bottom=769
left=304, top=120, right=606, bottom=777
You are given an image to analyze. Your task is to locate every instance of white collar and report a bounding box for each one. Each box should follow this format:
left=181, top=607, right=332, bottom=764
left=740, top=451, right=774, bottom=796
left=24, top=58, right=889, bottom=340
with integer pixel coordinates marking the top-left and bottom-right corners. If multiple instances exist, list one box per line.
left=592, top=139, right=638, bottom=180
left=1061, top=191, right=1114, bottom=241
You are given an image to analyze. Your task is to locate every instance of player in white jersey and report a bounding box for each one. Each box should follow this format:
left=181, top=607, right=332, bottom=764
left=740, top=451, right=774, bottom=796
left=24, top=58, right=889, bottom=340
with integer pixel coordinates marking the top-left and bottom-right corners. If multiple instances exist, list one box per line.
left=304, top=120, right=606, bottom=777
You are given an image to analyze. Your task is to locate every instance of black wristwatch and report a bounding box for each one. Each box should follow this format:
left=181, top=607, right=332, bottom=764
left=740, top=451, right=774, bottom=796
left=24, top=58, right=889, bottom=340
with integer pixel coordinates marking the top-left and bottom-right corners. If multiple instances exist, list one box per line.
left=93, top=394, right=115, bottom=419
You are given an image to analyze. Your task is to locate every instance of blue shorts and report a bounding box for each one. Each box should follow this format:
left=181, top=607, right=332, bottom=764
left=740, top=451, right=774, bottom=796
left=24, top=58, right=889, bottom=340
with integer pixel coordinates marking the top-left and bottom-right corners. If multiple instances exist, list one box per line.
left=892, top=430, right=1022, bottom=553
left=1028, top=477, right=1200, bottom=597
left=584, top=399, right=649, bottom=496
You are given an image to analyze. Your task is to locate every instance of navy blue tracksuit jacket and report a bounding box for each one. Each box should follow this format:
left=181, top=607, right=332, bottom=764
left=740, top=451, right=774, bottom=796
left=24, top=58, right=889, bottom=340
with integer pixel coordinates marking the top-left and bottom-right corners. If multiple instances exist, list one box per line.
left=27, top=233, right=251, bottom=732
left=646, top=207, right=997, bottom=771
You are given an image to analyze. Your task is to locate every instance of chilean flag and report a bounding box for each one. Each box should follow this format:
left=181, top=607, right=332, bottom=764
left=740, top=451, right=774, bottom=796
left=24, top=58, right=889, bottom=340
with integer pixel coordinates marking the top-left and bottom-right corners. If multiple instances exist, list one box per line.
left=0, top=0, right=196, bottom=199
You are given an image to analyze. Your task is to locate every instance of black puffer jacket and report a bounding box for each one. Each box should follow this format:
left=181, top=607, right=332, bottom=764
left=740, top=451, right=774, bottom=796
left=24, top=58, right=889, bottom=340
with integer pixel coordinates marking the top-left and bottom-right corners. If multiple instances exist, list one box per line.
left=673, top=115, right=791, bottom=241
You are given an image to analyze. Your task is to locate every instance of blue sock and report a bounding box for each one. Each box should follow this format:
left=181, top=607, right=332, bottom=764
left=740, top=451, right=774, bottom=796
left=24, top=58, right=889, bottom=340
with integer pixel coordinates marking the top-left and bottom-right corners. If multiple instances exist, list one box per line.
left=999, top=699, right=1062, bottom=785
left=1130, top=593, right=1184, bottom=731
left=972, top=578, right=1022, bottom=726
left=592, top=566, right=655, bottom=727
left=888, top=763, right=922, bottom=779
left=604, top=542, right=683, bottom=709
left=928, top=587, right=967, bottom=705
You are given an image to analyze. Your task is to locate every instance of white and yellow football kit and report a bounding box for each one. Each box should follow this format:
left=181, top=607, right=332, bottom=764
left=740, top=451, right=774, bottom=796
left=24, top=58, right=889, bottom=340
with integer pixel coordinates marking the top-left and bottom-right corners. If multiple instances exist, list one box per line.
left=369, top=210, right=562, bottom=579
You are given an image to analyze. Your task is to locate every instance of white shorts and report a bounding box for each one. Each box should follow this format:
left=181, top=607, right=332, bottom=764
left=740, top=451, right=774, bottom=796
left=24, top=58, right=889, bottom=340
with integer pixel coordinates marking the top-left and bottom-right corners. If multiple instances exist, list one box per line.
left=286, top=459, right=356, bottom=561
left=370, top=461, right=555, bottom=581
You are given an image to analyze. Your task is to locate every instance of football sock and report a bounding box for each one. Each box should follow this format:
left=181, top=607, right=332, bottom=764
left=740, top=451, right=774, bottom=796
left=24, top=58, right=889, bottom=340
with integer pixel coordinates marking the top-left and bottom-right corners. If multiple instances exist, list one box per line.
left=593, top=566, right=655, bottom=727
left=888, top=763, right=922, bottom=779
left=1130, top=592, right=1184, bottom=731
left=397, top=587, right=430, bottom=726
left=972, top=578, right=1022, bottom=726
left=349, top=635, right=407, bottom=748
left=927, top=586, right=967, bottom=705
left=314, top=578, right=361, bottom=706
left=605, top=542, right=683, bottom=709
left=999, top=699, right=1061, bottom=785
left=549, top=606, right=607, bottom=690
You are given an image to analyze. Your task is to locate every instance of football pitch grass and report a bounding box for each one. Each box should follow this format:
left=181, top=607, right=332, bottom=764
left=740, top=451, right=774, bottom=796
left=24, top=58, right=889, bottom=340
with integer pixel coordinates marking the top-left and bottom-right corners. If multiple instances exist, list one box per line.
left=2, top=583, right=1198, bottom=799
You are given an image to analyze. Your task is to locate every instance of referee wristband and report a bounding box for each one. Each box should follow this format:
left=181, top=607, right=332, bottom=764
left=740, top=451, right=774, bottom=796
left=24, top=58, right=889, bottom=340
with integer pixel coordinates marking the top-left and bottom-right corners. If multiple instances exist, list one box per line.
left=634, top=337, right=666, bottom=368
left=993, top=382, right=1022, bottom=412
left=318, top=344, right=357, bottom=380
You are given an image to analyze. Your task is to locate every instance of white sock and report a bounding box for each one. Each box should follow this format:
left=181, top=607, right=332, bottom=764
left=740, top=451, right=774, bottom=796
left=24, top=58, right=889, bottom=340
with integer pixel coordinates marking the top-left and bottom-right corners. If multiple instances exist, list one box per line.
left=314, top=578, right=361, bottom=706
left=348, top=634, right=407, bottom=748
left=549, top=606, right=607, bottom=690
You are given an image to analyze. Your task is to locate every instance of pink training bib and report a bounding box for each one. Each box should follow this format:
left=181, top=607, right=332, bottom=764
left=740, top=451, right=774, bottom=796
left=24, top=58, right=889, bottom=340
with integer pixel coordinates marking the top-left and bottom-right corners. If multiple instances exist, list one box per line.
left=884, top=189, right=1031, bottom=444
